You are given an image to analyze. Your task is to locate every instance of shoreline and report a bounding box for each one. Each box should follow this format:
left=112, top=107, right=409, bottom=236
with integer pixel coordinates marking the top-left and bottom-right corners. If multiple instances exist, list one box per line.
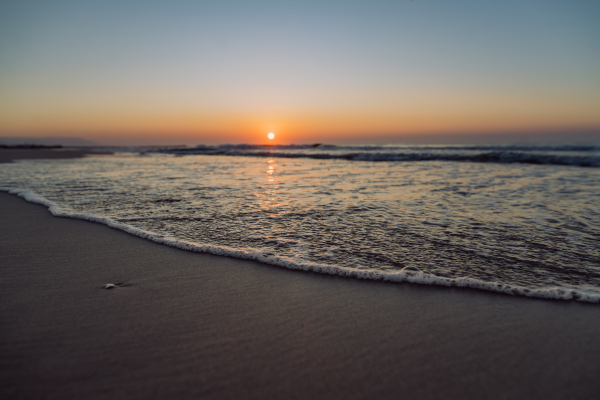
left=2, top=151, right=600, bottom=399
left=2, top=192, right=600, bottom=399
left=4, top=186, right=598, bottom=304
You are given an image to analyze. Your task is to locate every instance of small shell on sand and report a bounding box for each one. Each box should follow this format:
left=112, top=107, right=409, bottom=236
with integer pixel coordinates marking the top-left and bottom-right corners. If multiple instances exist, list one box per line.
left=103, top=284, right=117, bottom=289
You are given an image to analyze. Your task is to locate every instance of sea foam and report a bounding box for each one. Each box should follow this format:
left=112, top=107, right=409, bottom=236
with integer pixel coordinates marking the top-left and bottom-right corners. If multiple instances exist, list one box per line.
left=4, top=187, right=600, bottom=304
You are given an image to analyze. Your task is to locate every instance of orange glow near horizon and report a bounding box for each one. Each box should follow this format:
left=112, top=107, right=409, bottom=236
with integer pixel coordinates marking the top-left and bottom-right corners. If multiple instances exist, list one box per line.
left=2, top=101, right=600, bottom=146
left=1, top=87, right=599, bottom=145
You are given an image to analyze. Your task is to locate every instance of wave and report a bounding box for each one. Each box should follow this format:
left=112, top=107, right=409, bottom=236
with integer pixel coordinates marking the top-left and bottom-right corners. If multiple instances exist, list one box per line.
left=151, top=145, right=600, bottom=167
left=4, top=187, right=600, bottom=303
left=182, top=143, right=600, bottom=152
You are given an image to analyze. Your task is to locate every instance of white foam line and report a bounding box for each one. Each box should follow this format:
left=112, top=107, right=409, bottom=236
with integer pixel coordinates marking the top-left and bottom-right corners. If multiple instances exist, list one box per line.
left=3, top=187, right=600, bottom=304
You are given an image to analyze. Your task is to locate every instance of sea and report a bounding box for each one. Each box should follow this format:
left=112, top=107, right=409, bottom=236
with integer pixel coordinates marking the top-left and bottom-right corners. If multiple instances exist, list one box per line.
left=2, top=143, right=599, bottom=302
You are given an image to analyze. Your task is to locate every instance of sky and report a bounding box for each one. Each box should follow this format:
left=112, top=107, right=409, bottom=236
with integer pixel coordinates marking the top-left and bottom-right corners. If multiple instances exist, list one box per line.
left=1, top=0, right=599, bottom=145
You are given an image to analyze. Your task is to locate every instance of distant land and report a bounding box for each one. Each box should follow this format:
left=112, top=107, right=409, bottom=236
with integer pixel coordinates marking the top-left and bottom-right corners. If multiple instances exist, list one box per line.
left=0, top=137, right=98, bottom=147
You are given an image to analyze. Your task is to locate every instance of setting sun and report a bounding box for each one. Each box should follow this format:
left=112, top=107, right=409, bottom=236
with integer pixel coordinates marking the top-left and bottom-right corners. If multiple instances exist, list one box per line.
left=268, top=133, right=275, bottom=140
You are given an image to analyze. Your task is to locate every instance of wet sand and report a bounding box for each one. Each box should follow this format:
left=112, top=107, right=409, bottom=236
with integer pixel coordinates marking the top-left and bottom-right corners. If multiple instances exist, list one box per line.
left=1, top=174, right=600, bottom=399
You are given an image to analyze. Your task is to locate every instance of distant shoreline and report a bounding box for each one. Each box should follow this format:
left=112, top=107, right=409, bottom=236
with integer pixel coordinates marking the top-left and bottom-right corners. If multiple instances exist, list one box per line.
left=0, top=148, right=98, bottom=164
left=0, top=144, right=63, bottom=149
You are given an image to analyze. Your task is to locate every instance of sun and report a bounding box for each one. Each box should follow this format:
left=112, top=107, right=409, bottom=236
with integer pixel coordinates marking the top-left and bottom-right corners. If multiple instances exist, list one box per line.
left=268, top=132, right=275, bottom=140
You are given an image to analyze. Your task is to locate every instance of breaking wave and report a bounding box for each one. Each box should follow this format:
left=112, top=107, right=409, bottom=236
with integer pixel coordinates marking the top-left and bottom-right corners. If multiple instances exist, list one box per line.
left=4, top=187, right=600, bottom=303
left=149, top=143, right=600, bottom=167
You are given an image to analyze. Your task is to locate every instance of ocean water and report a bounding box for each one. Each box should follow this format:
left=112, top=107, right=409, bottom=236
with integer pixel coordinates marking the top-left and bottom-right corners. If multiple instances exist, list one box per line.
left=2, top=143, right=600, bottom=302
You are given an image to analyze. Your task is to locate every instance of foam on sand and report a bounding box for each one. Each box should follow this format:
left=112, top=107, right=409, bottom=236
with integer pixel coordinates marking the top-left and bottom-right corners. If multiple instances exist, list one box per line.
left=4, top=187, right=600, bottom=304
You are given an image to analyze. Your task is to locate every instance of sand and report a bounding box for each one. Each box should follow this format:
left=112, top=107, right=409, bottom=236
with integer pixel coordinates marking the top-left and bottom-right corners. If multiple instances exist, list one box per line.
left=1, top=158, right=600, bottom=399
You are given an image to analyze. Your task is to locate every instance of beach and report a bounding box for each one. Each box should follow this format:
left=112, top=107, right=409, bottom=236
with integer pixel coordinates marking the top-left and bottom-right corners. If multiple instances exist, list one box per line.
left=1, top=197, right=600, bottom=398
left=2, top=0, right=599, bottom=396
left=1, top=150, right=600, bottom=399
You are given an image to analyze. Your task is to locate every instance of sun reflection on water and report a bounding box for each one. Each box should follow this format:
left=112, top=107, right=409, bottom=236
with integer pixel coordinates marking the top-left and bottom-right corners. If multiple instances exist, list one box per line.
left=260, top=159, right=281, bottom=211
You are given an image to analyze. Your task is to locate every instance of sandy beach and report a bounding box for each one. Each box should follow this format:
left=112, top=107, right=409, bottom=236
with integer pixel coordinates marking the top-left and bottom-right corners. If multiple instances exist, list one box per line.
left=1, top=154, right=600, bottom=399
left=2, top=0, right=599, bottom=396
